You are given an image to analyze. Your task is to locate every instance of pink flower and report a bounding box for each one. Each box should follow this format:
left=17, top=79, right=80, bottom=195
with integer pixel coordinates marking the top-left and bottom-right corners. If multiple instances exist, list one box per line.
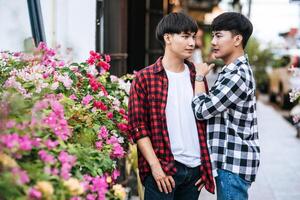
left=93, top=101, right=107, bottom=111
left=45, top=139, right=59, bottom=150
left=86, top=51, right=101, bottom=65
left=119, top=108, right=126, bottom=115
left=97, top=61, right=110, bottom=71
left=43, top=112, right=56, bottom=126
left=106, top=112, right=113, bottom=119
left=47, top=48, right=56, bottom=57
left=37, top=42, right=47, bottom=51
left=88, top=75, right=100, bottom=91
left=13, top=52, right=22, bottom=57
left=112, top=170, right=120, bottom=180
left=12, top=167, right=30, bottom=184
left=98, top=126, right=108, bottom=139
left=86, top=57, right=95, bottom=65
left=91, top=176, right=108, bottom=193
left=99, top=84, right=108, bottom=96
left=0, top=133, right=19, bottom=149
left=53, top=123, right=71, bottom=141
left=86, top=194, right=97, bottom=200
left=89, top=50, right=101, bottom=60
left=69, top=94, right=77, bottom=100
left=58, top=151, right=76, bottom=179
left=31, top=138, right=41, bottom=147
left=117, top=123, right=128, bottom=132
left=110, top=75, right=118, bottom=83
left=52, top=168, right=59, bottom=176
left=58, top=151, right=76, bottom=165
left=6, top=120, right=16, bottom=128
left=57, top=74, right=73, bottom=89
left=28, top=187, right=42, bottom=199
left=83, top=175, right=93, bottom=182
left=95, top=141, right=103, bottom=150
left=42, top=73, right=49, bottom=79
left=107, top=136, right=118, bottom=144
left=123, top=115, right=128, bottom=121
left=82, top=95, right=94, bottom=106
left=58, top=61, right=65, bottom=67
left=104, top=54, right=111, bottom=62
left=38, top=150, right=56, bottom=164
left=19, top=135, right=33, bottom=151
left=112, top=143, right=124, bottom=158
left=60, top=163, right=72, bottom=180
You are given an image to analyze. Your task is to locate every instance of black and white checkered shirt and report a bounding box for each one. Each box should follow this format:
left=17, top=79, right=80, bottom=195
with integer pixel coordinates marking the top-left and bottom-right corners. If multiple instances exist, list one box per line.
left=192, top=55, right=260, bottom=182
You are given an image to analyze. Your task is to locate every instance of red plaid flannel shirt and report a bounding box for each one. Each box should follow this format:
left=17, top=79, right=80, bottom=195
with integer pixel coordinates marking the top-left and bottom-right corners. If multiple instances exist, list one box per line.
left=128, top=57, right=215, bottom=193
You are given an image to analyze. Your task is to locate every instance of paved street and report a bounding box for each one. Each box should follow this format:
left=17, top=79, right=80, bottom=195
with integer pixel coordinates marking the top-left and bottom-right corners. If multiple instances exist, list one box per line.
left=199, top=101, right=300, bottom=200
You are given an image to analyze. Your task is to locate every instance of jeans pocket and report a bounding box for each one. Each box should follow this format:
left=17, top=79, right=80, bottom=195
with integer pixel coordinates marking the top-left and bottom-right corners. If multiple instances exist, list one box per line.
left=216, top=170, right=250, bottom=200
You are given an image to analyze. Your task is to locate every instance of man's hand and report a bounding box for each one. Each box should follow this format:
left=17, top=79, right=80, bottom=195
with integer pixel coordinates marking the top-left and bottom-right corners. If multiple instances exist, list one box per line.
left=150, top=162, right=175, bottom=194
left=195, top=63, right=215, bottom=76
left=136, top=137, right=175, bottom=193
left=195, top=178, right=205, bottom=191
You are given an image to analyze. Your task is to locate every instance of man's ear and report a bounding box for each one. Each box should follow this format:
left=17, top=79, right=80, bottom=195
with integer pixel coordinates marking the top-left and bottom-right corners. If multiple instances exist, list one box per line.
left=234, top=35, right=243, bottom=47
left=164, top=33, right=171, bottom=45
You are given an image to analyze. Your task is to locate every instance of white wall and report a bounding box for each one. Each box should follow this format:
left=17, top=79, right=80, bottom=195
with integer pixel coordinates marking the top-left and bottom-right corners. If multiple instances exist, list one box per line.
left=0, top=0, right=32, bottom=52
left=0, top=0, right=96, bottom=62
left=41, top=0, right=96, bottom=62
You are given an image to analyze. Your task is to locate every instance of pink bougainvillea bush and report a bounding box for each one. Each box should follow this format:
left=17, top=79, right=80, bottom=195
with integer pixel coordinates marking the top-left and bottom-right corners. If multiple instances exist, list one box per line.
left=0, top=43, right=132, bottom=200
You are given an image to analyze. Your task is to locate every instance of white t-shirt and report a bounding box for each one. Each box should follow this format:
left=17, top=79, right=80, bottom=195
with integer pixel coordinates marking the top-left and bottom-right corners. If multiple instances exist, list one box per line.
left=165, top=64, right=201, bottom=167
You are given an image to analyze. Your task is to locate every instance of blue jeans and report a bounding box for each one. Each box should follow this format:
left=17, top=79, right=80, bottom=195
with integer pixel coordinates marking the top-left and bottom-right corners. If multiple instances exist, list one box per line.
left=216, top=169, right=251, bottom=200
left=144, top=161, right=201, bottom=200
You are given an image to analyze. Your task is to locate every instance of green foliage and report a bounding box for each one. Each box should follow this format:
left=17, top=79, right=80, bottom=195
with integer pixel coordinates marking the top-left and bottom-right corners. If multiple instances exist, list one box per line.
left=67, top=143, right=114, bottom=177
left=272, top=55, right=291, bottom=68
left=246, top=38, right=274, bottom=67
left=246, top=37, right=275, bottom=93
left=0, top=46, right=130, bottom=199
left=0, top=172, right=25, bottom=200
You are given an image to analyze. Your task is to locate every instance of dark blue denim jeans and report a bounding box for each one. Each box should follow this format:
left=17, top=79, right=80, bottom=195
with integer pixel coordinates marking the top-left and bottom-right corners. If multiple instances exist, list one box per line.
left=144, top=161, right=201, bottom=200
left=216, top=169, right=252, bottom=200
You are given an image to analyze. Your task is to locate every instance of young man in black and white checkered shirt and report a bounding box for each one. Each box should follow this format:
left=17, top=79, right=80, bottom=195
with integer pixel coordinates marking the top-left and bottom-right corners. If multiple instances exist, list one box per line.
left=192, top=12, right=260, bottom=200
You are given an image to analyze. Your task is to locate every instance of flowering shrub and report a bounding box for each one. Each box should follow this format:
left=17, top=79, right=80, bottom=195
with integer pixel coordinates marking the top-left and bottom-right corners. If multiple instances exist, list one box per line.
left=289, top=66, right=300, bottom=122
left=0, top=43, right=132, bottom=200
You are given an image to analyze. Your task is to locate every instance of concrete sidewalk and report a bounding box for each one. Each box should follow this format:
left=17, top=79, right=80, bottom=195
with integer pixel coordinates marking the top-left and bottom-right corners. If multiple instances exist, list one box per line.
left=199, top=101, right=300, bottom=200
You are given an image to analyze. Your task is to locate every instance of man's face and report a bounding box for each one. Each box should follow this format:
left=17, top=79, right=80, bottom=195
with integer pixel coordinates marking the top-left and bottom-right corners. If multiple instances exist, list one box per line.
left=166, top=32, right=196, bottom=59
left=211, top=30, right=239, bottom=60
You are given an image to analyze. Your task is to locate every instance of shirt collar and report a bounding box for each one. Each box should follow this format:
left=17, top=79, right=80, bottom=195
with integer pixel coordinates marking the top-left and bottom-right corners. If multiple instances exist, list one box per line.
left=221, top=54, right=249, bottom=72
left=153, top=56, right=196, bottom=74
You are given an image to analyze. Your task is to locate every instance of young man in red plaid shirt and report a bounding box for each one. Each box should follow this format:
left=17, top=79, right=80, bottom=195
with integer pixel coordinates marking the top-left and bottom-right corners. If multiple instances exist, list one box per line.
left=128, top=12, right=215, bottom=200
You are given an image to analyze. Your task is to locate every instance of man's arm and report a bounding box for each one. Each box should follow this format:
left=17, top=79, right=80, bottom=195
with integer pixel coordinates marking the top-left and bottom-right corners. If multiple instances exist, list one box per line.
left=128, top=75, right=150, bottom=142
left=192, top=63, right=248, bottom=119
left=137, top=137, right=175, bottom=193
left=194, top=63, right=214, bottom=95
left=128, top=75, right=175, bottom=193
left=136, top=137, right=160, bottom=167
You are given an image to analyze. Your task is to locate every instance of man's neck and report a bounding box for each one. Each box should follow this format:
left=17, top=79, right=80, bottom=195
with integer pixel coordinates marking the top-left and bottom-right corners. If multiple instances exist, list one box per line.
left=162, top=52, right=185, bottom=73
left=223, top=49, right=245, bottom=65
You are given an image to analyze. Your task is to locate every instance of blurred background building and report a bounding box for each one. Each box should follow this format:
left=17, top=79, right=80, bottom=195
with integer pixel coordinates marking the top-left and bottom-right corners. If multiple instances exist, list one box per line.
left=0, top=0, right=253, bottom=76
left=1, top=0, right=299, bottom=95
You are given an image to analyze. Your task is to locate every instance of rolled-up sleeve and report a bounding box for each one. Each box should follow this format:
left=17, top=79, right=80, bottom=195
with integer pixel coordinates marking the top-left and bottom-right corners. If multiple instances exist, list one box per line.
left=128, top=74, right=151, bottom=143
left=192, top=71, right=248, bottom=120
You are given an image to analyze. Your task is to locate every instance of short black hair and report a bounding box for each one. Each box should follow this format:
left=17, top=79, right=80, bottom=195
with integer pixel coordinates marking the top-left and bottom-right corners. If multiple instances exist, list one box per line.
left=211, top=12, right=253, bottom=48
left=156, top=12, right=198, bottom=47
